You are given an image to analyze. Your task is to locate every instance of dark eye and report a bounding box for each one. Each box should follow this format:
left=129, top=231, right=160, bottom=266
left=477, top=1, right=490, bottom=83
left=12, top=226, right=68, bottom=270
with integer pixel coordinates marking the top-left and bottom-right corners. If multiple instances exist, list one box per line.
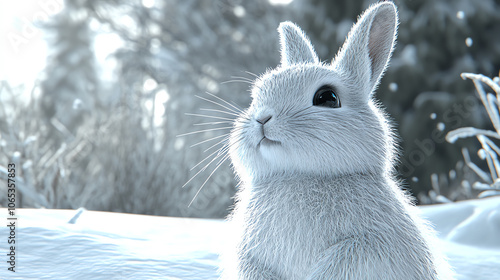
left=313, top=85, right=341, bottom=108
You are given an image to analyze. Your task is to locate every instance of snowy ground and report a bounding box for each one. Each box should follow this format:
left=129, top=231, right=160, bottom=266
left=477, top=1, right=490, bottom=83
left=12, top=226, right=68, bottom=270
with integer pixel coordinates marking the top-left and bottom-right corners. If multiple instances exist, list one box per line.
left=1, top=197, right=500, bottom=280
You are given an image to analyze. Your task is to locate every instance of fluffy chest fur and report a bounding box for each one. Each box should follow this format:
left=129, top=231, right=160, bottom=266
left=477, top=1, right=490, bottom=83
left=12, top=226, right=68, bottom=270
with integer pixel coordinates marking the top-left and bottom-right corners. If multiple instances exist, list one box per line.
left=230, top=174, right=435, bottom=279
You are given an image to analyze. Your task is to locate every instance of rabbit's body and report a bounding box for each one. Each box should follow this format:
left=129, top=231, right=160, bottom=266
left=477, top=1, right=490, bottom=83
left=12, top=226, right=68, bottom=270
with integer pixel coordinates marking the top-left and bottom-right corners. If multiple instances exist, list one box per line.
left=220, top=2, right=453, bottom=279
left=230, top=174, right=437, bottom=279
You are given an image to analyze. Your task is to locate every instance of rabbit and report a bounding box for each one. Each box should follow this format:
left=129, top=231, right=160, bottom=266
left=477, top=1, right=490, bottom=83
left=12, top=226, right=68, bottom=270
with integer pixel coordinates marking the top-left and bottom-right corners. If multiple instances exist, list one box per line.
left=220, top=2, right=454, bottom=280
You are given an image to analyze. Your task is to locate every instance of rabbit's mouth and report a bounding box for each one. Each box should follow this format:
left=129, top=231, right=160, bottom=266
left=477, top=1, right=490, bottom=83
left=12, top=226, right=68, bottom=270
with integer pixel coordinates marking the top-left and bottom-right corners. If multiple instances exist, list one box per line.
left=257, top=136, right=281, bottom=148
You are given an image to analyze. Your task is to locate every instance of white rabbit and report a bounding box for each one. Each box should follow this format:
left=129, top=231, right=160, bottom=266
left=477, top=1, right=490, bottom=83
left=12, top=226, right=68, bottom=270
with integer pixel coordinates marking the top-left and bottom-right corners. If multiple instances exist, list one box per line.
left=221, top=2, right=453, bottom=279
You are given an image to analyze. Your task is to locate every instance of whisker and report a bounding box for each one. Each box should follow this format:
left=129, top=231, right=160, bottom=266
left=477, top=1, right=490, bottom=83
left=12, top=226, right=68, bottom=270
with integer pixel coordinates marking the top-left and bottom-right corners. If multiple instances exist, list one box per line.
left=221, top=79, right=253, bottom=85
left=190, top=133, right=228, bottom=148
left=244, top=71, right=259, bottom=78
left=188, top=153, right=230, bottom=207
left=190, top=144, right=227, bottom=171
left=177, top=126, right=233, bottom=137
left=200, top=108, right=239, bottom=117
left=215, top=147, right=230, bottom=165
left=204, top=136, right=230, bottom=153
left=231, top=76, right=254, bottom=83
left=194, top=121, right=233, bottom=126
left=204, top=91, right=244, bottom=113
left=185, top=113, right=234, bottom=121
left=211, top=133, right=243, bottom=155
left=183, top=145, right=227, bottom=187
left=196, top=95, right=240, bottom=115
left=182, top=88, right=248, bottom=207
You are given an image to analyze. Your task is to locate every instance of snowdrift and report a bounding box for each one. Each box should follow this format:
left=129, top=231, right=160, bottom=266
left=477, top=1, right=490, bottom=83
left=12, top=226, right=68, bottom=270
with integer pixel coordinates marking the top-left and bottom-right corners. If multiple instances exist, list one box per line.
left=1, top=197, right=500, bottom=279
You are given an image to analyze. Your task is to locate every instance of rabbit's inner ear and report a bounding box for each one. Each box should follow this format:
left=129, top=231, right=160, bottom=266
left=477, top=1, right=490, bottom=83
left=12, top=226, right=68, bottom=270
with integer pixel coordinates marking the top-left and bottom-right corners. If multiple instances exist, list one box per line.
left=278, top=21, right=319, bottom=67
left=367, top=5, right=397, bottom=90
left=332, top=3, right=397, bottom=100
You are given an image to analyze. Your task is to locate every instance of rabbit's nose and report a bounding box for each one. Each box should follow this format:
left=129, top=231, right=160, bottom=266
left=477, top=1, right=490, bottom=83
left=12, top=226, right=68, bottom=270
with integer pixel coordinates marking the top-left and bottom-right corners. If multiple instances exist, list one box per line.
left=256, top=115, right=272, bottom=125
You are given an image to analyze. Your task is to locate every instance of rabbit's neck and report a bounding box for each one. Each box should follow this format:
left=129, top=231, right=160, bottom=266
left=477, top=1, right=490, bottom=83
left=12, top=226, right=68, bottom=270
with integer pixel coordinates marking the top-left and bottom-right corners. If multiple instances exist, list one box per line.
left=240, top=171, right=406, bottom=234
left=250, top=171, right=388, bottom=193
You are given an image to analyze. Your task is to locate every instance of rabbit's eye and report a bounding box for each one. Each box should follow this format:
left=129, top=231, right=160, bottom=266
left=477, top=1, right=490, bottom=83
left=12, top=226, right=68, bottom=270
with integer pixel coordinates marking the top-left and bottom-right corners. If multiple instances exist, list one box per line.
left=313, top=86, right=341, bottom=108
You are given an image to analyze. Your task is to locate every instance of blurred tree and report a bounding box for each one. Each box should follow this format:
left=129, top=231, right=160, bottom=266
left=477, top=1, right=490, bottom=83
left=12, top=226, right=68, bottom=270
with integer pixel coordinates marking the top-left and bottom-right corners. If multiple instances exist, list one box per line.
left=380, top=0, right=500, bottom=196
left=40, top=0, right=98, bottom=141
left=0, top=0, right=102, bottom=210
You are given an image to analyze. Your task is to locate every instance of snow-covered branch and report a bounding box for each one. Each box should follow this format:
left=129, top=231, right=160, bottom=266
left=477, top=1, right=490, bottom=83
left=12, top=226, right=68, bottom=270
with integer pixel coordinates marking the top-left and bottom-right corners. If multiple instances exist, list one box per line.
left=447, top=73, right=500, bottom=198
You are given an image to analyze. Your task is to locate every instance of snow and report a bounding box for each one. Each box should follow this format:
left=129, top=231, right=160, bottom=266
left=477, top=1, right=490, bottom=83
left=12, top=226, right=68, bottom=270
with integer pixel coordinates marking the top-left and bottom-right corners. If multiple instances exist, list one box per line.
left=1, top=197, right=500, bottom=279
left=388, top=82, right=398, bottom=92
left=420, top=197, right=500, bottom=279
left=0, top=208, right=226, bottom=279
left=465, top=37, right=473, bottom=47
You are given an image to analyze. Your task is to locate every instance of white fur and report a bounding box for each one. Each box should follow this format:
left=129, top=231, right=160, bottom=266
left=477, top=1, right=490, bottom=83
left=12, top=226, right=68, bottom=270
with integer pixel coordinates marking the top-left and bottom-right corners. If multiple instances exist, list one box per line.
left=221, top=2, right=454, bottom=279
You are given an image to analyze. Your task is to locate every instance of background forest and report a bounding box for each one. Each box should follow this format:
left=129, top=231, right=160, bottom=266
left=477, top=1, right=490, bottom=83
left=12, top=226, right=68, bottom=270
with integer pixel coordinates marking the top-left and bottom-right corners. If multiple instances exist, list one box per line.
left=1, top=0, right=500, bottom=218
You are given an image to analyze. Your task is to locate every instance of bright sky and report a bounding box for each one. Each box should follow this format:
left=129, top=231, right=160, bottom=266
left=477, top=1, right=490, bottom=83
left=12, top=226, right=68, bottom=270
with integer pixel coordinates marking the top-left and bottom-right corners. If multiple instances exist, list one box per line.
left=0, top=0, right=286, bottom=122
left=0, top=0, right=293, bottom=87
left=0, top=0, right=165, bottom=125
left=0, top=1, right=64, bottom=86
left=0, top=1, right=122, bottom=85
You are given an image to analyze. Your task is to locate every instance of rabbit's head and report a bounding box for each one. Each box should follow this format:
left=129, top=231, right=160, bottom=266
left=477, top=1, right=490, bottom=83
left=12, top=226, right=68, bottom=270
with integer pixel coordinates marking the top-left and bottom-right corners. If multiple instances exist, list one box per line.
left=230, top=2, right=398, bottom=182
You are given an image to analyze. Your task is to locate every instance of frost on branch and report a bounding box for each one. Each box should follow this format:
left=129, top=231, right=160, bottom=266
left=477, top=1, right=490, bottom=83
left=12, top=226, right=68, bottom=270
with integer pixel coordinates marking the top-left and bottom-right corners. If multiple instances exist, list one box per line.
left=446, top=73, right=500, bottom=198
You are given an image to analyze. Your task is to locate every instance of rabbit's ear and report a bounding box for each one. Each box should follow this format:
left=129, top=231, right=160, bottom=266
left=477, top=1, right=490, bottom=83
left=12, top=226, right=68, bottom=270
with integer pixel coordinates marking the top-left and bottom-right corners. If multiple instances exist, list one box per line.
left=278, top=22, right=319, bottom=67
left=334, top=2, right=398, bottom=97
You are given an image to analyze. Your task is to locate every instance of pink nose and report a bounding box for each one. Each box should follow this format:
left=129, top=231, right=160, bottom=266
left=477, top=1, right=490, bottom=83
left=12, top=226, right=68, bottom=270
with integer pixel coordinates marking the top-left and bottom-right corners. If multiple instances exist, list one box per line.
left=256, top=115, right=272, bottom=125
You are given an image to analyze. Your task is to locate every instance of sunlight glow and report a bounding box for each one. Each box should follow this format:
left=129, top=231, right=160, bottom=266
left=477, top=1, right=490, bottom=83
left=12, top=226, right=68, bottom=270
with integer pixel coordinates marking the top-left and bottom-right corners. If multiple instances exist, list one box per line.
left=0, top=1, right=64, bottom=85
left=94, top=33, right=123, bottom=62
left=154, top=89, right=170, bottom=126
left=142, top=0, right=156, bottom=9
left=144, top=88, right=170, bottom=128
left=268, top=0, right=293, bottom=5
left=143, top=78, right=158, bottom=92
